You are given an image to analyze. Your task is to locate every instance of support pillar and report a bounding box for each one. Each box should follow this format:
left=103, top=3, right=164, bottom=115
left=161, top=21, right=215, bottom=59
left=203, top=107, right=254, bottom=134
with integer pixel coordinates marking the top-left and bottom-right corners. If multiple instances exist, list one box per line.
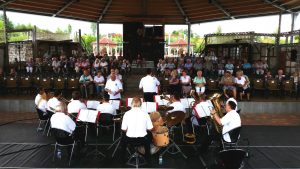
left=78, top=29, right=82, bottom=44
left=290, top=13, right=298, bottom=44
left=3, top=7, right=8, bottom=72
left=276, top=12, right=282, bottom=69
left=96, top=22, right=100, bottom=55
left=187, top=23, right=191, bottom=56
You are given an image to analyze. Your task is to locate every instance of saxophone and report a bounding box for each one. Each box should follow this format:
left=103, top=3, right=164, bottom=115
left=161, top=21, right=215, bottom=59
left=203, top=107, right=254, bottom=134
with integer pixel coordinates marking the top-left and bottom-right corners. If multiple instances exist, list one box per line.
left=209, top=93, right=224, bottom=133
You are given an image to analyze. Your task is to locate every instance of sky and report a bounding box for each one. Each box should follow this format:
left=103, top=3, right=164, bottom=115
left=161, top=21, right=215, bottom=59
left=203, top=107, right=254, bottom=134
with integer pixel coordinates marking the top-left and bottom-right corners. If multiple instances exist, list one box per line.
left=4, top=11, right=300, bottom=37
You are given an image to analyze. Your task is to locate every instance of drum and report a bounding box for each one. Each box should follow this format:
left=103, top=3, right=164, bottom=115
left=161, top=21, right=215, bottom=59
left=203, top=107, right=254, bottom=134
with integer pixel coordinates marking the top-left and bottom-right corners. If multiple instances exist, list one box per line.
left=184, top=133, right=196, bottom=144
left=152, top=126, right=169, bottom=147
left=150, top=112, right=164, bottom=128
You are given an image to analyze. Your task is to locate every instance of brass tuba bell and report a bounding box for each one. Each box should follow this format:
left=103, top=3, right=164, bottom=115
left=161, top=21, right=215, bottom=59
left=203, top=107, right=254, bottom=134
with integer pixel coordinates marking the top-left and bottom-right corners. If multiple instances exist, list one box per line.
left=209, top=93, right=224, bottom=133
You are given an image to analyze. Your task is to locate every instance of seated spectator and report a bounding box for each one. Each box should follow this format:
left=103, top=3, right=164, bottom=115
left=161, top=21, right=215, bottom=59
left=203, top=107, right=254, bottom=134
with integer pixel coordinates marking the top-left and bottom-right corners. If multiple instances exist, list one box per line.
left=184, top=59, right=193, bottom=74
left=136, top=54, right=143, bottom=68
left=79, top=69, right=94, bottom=97
left=166, top=59, right=176, bottom=70
left=100, top=58, right=108, bottom=75
left=94, top=71, right=105, bottom=95
left=35, top=58, right=43, bottom=74
left=242, top=59, right=252, bottom=75
left=26, top=58, right=34, bottom=74
left=235, top=70, right=250, bottom=101
left=180, top=70, right=192, bottom=97
left=9, top=68, right=17, bottom=78
left=262, top=60, right=268, bottom=72
left=193, top=59, right=203, bottom=72
left=275, top=69, right=286, bottom=84
left=169, top=69, right=180, bottom=94
left=115, top=69, right=123, bottom=82
left=81, top=59, right=90, bottom=70
left=52, top=57, right=61, bottom=74
left=291, top=71, right=299, bottom=85
left=217, top=60, right=225, bottom=76
left=264, top=71, right=273, bottom=81
left=255, top=60, right=264, bottom=75
left=193, top=70, right=206, bottom=95
left=93, top=58, right=101, bottom=73
left=203, top=60, right=213, bottom=77
left=225, top=60, right=234, bottom=74
left=75, top=58, right=81, bottom=74
left=220, top=71, right=237, bottom=99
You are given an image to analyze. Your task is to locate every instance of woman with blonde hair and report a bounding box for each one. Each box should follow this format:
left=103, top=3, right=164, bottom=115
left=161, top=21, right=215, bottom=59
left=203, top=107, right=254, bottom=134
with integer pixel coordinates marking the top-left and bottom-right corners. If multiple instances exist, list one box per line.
left=169, top=69, right=180, bottom=94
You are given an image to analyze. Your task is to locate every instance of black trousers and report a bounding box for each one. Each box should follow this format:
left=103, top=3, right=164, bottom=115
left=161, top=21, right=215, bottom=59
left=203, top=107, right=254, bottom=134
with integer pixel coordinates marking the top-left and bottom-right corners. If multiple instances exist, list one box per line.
left=120, top=133, right=151, bottom=162
left=143, top=92, right=156, bottom=102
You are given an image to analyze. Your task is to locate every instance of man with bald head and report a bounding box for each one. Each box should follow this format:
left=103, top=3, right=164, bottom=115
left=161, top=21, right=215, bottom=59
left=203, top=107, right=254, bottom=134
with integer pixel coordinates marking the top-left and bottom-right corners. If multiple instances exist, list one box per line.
left=105, top=71, right=123, bottom=100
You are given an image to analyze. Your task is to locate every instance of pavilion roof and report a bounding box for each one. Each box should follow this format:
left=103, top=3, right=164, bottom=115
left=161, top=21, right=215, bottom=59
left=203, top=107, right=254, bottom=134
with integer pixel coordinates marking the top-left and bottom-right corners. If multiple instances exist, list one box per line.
left=2, top=0, right=300, bottom=24
left=169, top=39, right=194, bottom=46
left=92, top=37, right=117, bottom=45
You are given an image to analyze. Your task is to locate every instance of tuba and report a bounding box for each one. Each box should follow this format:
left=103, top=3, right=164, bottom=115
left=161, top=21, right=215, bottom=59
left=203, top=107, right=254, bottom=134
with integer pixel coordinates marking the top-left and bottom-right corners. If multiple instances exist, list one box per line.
left=189, top=90, right=199, bottom=108
left=209, top=93, right=224, bottom=133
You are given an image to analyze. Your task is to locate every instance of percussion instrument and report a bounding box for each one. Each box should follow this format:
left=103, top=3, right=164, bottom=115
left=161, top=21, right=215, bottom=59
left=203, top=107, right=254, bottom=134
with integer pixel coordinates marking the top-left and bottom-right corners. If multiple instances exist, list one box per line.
left=149, top=112, right=164, bottom=129
left=184, top=133, right=196, bottom=144
left=152, top=126, right=169, bottom=147
left=157, top=105, right=174, bottom=111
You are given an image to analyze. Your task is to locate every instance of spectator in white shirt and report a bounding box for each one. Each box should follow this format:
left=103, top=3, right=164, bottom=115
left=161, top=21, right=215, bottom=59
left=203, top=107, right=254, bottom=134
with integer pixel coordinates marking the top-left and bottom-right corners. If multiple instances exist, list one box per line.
left=52, top=57, right=61, bottom=74
left=120, top=97, right=153, bottom=163
left=180, top=70, right=192, bottom=97
left=68, top=91, right=87, bottom=114
left=235, top=71, right=250, bottom=101
left=168, top=92, right=186, bottom=113
left=97, top=96, right=116, bottom=125
left=105, top=71, right=123, bottom=100
left=94, top=71, right=105, bottom=95
left=139, top=68, right=160, bottom=102
left=47, top=90, right=62, bottom=112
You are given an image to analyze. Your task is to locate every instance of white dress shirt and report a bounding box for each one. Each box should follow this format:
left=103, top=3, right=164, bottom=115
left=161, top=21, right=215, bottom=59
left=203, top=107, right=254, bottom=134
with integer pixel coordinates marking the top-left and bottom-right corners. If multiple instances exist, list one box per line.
left=96, top=102, right=116, bottom=115
left=168, top=101, right=186, bottom=113
left=68, top=100, right=87, bottom=114
left=105, top=79, right=123, bottom=99
left=34, top=94, right=42, bottom=105
left=121, top=107, right=153, bottom=138
left=139, top=75, right=160, bottom=93
left=221, top=110, right=241, bottom=142
left=47, top=97, right=61, bottom=111
left=37, top=99, right=47, bottom=112
left=50, top=112, right=76, bottom=134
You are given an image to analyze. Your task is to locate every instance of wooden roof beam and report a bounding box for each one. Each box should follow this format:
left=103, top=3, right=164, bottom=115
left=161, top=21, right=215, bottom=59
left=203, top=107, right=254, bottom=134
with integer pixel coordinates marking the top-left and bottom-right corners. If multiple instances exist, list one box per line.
left=173, top=0, right=189, bottom=23
left=0, top=0, right=16, bottom=8
left=210, top=0, right=234, bottom=19
left=263, top=0, right=292, bottom=13
left=53, top=0, right=78, bottom=17
left=98, top=0, right=113, bottom=22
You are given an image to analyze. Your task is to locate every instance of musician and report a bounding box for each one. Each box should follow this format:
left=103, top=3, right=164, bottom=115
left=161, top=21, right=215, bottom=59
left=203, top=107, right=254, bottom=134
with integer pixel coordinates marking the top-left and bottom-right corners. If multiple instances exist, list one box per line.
left=37, top=97, right=48, bottom=113
left=211, top=100, right=241, bottom=142
left=105, top=71, right=123, bottom=100
left=139, top=68, right=160, bottom=102
left=120, top=97, right=153, bottom=163
left=167, top=92, right=186, bottom=113
left=34, top=87, right=46, bottom=106
left=47, top=90, right=62, bottom=112
left=97, top=96, right=116, bottom=125
left=67, top=91, right=87, bottom=114
left=224, top=89, right=238, bottom=111
left=79, top=69, right=94, bottom=97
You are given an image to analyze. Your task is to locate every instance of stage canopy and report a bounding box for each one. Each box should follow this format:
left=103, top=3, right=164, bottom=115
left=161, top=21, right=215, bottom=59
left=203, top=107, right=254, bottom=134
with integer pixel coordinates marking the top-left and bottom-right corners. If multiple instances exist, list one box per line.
left=1, top=0, right=300, bottom=24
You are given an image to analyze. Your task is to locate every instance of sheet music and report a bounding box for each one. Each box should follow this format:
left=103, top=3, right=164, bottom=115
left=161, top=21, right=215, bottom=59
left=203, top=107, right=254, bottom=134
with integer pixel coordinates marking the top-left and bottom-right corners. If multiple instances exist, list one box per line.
left=180, top=98, right=195, bottom=109
left=77, top=109, right=100, bottom=123
left=194, top=102, right=211, bottom=118
left=141, top=102, right=157, bottom=113
left=86, top=100, right=100, bottom=110
left=154, top=95, right=170, bottom=106
left=109, top=100, right=121, bottom=110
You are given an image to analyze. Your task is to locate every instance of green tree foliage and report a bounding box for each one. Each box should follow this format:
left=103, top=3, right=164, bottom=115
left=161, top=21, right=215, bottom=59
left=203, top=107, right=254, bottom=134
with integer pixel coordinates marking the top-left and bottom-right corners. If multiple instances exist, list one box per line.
left=81, top=34, right=96, bottom=54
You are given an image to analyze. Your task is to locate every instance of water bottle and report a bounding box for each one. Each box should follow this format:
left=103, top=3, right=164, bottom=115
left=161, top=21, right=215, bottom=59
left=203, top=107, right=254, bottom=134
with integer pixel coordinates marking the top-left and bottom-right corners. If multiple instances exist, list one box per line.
left=158, top=155, right=163, bottom=165
left=57, top=149, right=62, bottom=160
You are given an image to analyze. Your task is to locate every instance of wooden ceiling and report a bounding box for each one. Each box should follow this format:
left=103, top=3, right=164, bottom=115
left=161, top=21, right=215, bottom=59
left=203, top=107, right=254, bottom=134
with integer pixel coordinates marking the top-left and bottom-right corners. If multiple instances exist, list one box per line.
left=2, top=0, right=300, bottom=24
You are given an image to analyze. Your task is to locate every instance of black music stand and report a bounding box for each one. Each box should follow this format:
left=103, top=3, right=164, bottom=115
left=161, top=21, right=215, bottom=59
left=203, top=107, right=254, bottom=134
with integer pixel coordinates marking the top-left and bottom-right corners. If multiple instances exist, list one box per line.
left=77, top=109, right=106, bottom=159
left=107, top=128, right=123, bottom=158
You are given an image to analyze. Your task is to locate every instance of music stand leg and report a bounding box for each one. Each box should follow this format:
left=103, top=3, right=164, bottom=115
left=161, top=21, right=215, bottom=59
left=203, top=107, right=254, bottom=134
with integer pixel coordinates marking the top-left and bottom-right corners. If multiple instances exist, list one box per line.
left=106, top=136, right=122, bottom=158
left=87, top=124, right=106, bottom=159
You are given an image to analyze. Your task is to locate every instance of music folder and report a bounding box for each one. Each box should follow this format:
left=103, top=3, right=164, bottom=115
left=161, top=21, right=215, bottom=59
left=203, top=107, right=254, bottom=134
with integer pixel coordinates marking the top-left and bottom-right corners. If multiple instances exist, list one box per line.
left=76, top=109, right=100, bottom=123
left=141, top=102, right=158, bottom=113
left=180, top=98, right=195, bottom=109
left=86, top=100, right=100, bottom=110
left=154, top=95, right=170, bottom=106
left=109, top=100, right=121, bottom=110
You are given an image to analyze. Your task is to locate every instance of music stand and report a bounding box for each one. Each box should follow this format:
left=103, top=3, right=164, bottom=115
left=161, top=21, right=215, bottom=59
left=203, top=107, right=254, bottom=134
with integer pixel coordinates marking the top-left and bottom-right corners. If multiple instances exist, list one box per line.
left=77, top=109, right=106, bottom=159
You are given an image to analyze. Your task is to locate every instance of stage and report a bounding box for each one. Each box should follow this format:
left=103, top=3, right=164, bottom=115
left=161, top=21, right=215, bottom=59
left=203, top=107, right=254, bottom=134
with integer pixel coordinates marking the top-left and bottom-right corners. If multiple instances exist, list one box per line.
left=0, top=122, right=300, bottom=168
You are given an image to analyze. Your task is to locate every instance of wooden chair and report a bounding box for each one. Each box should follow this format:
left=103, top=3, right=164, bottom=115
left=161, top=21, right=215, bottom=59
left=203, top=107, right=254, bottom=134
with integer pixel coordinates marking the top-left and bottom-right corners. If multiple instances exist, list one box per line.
left=282, top=80, right=296, bottom=98
left=67, top=77, right=79, bottom=91
left=252, top=78, right=265, bottom=97
left=266, top=79, right=281, bottom=98
left=5, top=76, right=18, bottom=94
left=53, top=77, right=66, bottom=90
left=40, top=78, right=53, bottom=91
left=207, top=79, right=219, bottom=93
left=19, top=76, right=32, bottom=94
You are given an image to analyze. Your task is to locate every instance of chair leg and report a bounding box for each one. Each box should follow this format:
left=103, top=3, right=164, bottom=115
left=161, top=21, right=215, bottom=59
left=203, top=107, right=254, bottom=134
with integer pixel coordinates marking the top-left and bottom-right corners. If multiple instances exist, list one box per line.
left=47, top=126, right=51, bottom=136
left=37, top=120, right=42, bottom=132
left=43, top=120, right=49, bottom=135
left=69, top=143, right=75, bottom=166
left=53, top=143, right=57, bottom=161
left=113, top=122, right=116, bottom=141
left=181, top=123, right=185, bottom=142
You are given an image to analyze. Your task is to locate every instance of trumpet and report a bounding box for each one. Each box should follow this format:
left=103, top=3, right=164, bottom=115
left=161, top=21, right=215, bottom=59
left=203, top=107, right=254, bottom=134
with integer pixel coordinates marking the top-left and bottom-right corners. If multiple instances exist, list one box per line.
left=160, top=92, right=172, bottom=106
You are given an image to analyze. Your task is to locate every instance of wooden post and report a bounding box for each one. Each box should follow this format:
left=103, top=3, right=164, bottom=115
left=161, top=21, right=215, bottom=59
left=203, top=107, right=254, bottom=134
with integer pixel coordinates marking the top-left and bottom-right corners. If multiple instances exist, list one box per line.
left=187, top=23, right=191, bottom=55
left=3, top=7, right=8, bottom=72
left=78, top=29, right=82, bottom=44
left=96, top=22, right=100, bottom=55
left=32, top=25, right=37, bottom=58
left=276, top=12, right=282, bottom=69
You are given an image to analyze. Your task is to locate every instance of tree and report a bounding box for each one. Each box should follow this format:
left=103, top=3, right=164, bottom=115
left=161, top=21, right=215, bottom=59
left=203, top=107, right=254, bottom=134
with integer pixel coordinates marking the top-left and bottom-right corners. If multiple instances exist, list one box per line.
left=67, top=24, right=72, bottom=34
left=215, top=25, right=222, bottom=34
left=81, top=34, right=96, bottom=54
left=91, top=23, right=97, bottom=36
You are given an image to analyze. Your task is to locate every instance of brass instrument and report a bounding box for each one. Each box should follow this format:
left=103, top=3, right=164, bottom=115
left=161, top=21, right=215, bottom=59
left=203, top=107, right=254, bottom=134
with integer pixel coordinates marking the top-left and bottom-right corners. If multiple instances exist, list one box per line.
left=209, top=93, right=224, bottom=133
left=189, top=90, right=199, bottom=108
left=160, top=93, right=172, bottom=106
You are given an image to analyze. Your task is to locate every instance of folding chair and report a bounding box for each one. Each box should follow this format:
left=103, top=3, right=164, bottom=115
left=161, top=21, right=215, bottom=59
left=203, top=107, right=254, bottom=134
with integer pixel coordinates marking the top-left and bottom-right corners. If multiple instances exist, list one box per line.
left=97, top=113, right=116, bottom=141
left=36, top=108, right=50, bottom=135
left=221, top=126, right=241, bottom=150
left=217, top=149, right=246, bottom=169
